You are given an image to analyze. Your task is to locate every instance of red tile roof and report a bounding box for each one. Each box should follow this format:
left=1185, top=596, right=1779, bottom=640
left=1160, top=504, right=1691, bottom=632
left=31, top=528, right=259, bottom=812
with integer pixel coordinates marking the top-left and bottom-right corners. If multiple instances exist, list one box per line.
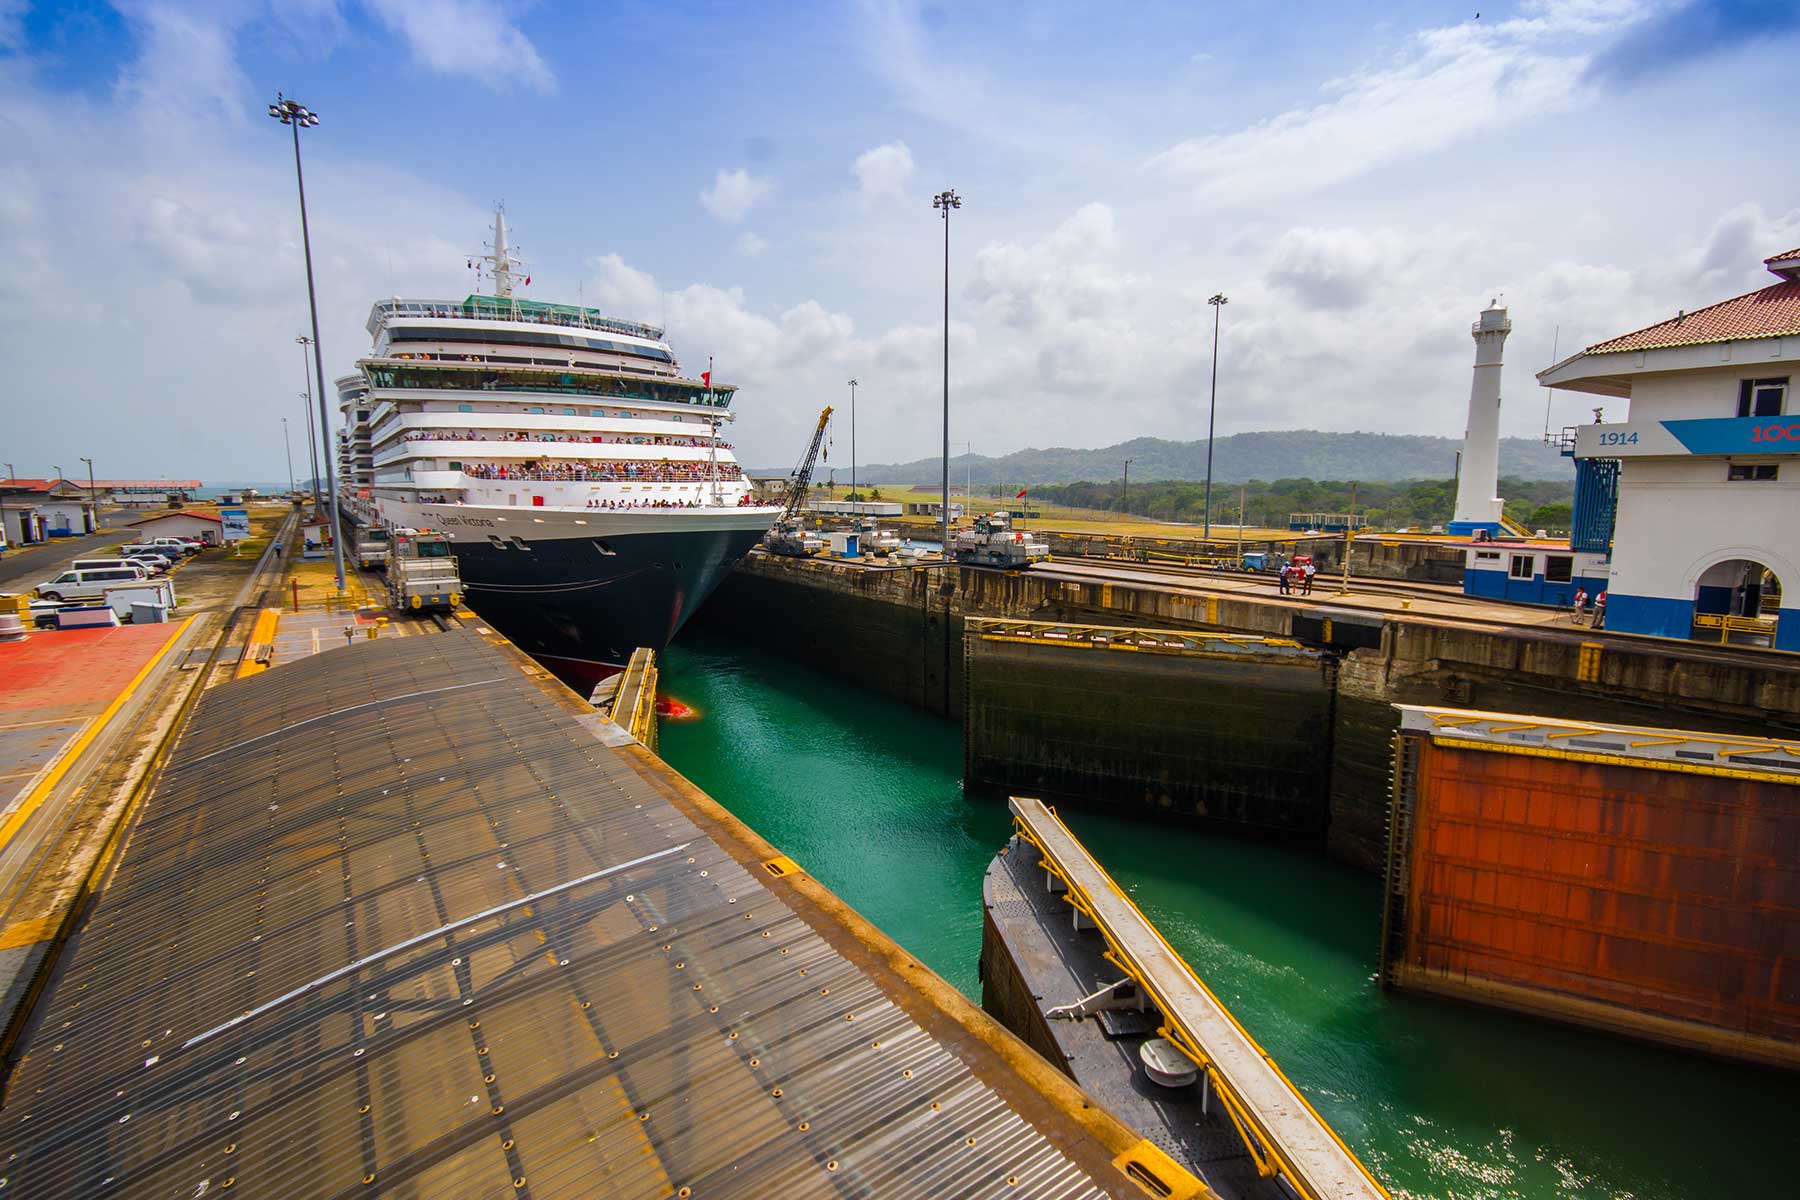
left=1767, top=247, right=1800, bottom=267
left=127, top=510, right=223, bottom=526
left=1585, top=278, right=1800, bottom=355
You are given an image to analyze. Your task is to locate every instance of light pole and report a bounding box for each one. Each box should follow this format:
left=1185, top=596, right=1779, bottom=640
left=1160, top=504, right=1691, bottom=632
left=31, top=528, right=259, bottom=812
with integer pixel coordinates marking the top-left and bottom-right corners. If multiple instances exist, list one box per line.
left=270, top=92, right=345, bottom=593
left=933, top=188, right=961, bottom=552
left=297, top=337, right=323, bottom=516
left=0, top=461, right=11, bottom=544
left=282, top=417, right=296, bottom=500
left=1122, top=458, right=1133, bottom=517
left=848, top=378, right=858, bottom=507
left=1204, top=293, right=1228, bottom=539
left=79, top=456, right=95, bottom=533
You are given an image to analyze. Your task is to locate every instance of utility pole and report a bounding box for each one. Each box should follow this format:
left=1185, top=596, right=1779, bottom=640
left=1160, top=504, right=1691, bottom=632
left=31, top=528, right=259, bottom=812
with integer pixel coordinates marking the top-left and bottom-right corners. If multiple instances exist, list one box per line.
left=1122, top=459, right=1133, bottom=517
left=0, top=461, right=13, bottom=546
left=270, top=93, right=346, bottom=594
left=1237, top=482, right=1246, bottom=563
left=848, top=378, right=858, bottom=506
left=933, top=189, right=961, bottom=553
left=1337, top=481, right=1358, bottom=596
left=79, top=456, right=96, bottom=532
left=1204, top=293, right=1228, bottom=539
left=282, top=416, right=296, bottom=499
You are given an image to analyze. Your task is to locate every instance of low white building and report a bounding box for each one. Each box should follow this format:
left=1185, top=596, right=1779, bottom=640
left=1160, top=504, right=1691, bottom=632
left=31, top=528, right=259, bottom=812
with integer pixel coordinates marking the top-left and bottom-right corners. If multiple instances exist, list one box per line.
left=127, top=510, right=225, bottom=546
left=1539, top=246, right=1800, bottom=650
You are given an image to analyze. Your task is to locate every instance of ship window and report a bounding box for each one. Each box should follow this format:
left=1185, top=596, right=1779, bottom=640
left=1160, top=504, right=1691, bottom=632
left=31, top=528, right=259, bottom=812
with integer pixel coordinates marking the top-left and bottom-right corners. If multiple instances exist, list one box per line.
left=564, top=408, right=577, bottom=416
left=1544, top=555, right=1573, bottom=583
left=448, top=462, right=462, bottom=471
left=528, top=407, right=545, bottom=414
left=1737, top=378, right=1787, bottom=417
left=1728, top=463, right=1778, bottom=481
left=1508, top=554, right=1535, bottom=580
left=458, top=404, right=473, bottom=413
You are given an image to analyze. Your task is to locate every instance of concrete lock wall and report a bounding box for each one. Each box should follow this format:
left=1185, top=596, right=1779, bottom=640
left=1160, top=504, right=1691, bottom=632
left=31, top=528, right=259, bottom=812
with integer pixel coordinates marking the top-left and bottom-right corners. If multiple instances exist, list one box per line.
left=693, top=556, right=965, bottom=718
left=705, top=552, right=1800, bottom=871
left=964, top=633, right=1335, bottom=836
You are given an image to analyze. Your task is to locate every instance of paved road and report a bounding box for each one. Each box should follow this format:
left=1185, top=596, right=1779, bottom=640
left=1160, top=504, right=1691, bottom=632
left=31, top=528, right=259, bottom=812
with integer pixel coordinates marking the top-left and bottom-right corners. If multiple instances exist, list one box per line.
left=0, top=521, right=140, bottom=594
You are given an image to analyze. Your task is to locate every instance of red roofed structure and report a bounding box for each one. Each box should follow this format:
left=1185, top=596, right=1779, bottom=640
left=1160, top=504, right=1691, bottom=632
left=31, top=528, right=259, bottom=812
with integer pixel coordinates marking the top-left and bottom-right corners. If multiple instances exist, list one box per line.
left=1583, top=255, right=1800, bottom=356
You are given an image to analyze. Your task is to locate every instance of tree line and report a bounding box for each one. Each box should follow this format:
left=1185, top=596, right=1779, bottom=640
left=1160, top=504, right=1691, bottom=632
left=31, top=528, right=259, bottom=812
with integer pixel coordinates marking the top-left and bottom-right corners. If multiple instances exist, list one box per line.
left=1010, top=476, right=1576, bottom=532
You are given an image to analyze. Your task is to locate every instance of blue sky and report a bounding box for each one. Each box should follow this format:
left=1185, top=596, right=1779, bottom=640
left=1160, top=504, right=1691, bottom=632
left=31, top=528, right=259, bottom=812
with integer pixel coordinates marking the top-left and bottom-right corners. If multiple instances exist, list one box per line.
left=1, top=0, right=1797, bottom=480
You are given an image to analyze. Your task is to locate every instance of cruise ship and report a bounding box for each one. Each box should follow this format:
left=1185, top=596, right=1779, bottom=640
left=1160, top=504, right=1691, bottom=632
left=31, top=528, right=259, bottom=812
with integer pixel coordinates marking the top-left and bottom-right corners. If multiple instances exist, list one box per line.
left=339, top=210, right=780, bottom=684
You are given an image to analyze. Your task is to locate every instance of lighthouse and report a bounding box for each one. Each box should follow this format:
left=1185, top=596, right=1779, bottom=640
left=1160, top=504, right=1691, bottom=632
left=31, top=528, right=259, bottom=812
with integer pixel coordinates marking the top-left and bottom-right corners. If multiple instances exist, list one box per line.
left=1449, top=300, right=1512, bottom=536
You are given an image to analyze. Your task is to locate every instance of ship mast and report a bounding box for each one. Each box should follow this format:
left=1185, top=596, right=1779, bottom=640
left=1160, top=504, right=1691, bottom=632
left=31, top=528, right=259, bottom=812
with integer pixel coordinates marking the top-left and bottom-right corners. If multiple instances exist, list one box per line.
left=472, top=206, right=526, bottom=314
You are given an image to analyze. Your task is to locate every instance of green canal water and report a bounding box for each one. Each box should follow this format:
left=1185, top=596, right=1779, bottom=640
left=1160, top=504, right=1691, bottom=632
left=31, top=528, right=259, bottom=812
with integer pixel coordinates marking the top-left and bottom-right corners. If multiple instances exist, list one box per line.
left=657, top=628, right=1797, bottom=1200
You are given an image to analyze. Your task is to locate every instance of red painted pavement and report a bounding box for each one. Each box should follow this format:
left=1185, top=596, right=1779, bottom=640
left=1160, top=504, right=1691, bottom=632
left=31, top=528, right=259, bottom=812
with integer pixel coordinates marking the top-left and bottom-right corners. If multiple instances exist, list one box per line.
left=0, top=624, right=182, bottom=718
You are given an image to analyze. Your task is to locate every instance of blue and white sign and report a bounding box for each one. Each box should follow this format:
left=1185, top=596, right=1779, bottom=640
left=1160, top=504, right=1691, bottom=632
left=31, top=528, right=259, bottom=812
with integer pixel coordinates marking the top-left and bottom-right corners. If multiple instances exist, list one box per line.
left=1574, top=416, right=1800, bottom=459
left=219, top=507, right=250, bottom=542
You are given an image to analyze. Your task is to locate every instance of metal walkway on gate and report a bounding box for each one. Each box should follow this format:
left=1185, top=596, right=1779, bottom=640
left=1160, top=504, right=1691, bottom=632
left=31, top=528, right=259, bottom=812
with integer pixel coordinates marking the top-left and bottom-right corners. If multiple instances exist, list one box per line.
left=1009, top=797, right=1389, bottom=1200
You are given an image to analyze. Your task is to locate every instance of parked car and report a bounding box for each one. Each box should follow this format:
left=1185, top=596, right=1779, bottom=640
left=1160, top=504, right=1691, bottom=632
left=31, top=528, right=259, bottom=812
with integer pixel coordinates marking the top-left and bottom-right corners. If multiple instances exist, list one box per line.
left=119, top=542, right=181, bottom=564
left=36, top=565, right=147, bottom=602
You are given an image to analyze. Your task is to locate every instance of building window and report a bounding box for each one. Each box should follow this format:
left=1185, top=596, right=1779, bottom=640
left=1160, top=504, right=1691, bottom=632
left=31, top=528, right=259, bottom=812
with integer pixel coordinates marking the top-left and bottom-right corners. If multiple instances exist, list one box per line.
left=1544, top=555, right=1573, bottom=583
left=1474, top=550, right=1500, bottom=561
left=1509, top=554, right=1535, bottom=580
left=1728, top=463, right=1779, bottom=481
left=1737, top=378, right=1787, bottom=417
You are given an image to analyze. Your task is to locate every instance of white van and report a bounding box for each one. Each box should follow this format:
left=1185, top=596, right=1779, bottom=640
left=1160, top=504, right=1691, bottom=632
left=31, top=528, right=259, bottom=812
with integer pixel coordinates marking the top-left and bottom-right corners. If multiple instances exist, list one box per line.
left=72, top=556, right=167, bottom=576
left=36, top=566, right=147, bottom=602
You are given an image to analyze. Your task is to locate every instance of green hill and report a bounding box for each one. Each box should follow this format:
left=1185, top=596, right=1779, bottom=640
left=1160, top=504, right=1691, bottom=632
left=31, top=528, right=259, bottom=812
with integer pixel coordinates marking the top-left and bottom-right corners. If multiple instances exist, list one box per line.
left=799, top=430, right=1571, bottom=486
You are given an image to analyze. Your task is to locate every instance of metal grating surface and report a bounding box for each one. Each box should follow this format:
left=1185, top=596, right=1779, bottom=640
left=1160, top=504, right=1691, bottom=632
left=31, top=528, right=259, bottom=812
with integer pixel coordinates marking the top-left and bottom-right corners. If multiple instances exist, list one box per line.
left=3, top=631, right=1118, bottom=1199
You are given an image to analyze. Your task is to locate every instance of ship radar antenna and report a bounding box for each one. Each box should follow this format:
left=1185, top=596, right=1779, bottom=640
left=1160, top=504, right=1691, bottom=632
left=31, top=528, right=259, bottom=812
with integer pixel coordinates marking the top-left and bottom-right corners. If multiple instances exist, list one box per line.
left=471, top=204, right=528, bottom=302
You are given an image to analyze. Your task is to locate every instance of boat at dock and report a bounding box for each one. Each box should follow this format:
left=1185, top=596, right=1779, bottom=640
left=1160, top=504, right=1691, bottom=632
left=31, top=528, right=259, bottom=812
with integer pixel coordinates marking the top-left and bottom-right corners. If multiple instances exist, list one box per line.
left=339, top=209, right=780, bottom=684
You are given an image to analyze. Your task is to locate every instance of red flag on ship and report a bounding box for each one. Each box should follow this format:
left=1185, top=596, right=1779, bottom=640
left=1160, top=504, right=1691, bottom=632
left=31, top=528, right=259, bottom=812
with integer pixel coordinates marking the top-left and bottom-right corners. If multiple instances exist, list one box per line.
left=703, top=355, right=713, bottom=390
left=524, top=275, right=531, bottom=285
left=1015, top=488, right=1028, bottom=499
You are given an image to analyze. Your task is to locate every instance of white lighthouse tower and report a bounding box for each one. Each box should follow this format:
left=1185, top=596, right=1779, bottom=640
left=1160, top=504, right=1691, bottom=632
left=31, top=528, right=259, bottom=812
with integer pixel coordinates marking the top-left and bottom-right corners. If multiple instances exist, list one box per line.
left=1449, top=300, right=1512, bottom=536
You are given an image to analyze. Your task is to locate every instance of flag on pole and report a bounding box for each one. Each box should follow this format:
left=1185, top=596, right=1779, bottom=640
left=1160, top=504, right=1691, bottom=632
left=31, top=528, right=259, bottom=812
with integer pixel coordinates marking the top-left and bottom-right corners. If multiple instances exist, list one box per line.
left=702, top=356, right=713, bottom=390
left=1015, top=488, right=1028, bottom=499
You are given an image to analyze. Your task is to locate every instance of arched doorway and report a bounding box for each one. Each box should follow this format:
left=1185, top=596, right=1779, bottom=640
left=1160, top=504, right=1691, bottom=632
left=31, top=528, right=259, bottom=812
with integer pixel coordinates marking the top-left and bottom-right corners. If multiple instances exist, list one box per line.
left=1692, top=558, right=1782, bottom=646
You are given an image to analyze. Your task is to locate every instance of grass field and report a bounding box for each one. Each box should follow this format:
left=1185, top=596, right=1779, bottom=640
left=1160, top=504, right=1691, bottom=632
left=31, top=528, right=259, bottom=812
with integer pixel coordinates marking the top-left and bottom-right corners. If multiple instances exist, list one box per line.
left=835, top=483, right=1294, bottom=539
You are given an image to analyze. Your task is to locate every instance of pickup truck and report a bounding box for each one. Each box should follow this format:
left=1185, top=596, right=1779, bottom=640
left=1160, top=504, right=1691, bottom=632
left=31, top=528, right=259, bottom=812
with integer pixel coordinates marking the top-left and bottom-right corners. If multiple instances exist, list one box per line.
left=149, top=536, right=202, bottom=555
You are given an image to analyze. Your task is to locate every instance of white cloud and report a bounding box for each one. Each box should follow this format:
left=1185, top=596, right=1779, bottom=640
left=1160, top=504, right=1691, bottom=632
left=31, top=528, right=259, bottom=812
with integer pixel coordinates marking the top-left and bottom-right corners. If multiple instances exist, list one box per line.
left=362, top=0, right=555, bottom=93
left=113, top=1, right=253, bottom=120
left=1266, top=226, right=1411, bottom=311
left=851, top=141, right=916, bottom=200
left=1154, top=4, right=1648, bottom=204
left=736, top=231, right=769, bottom=257
left=699, top=168, right=771, bottom=224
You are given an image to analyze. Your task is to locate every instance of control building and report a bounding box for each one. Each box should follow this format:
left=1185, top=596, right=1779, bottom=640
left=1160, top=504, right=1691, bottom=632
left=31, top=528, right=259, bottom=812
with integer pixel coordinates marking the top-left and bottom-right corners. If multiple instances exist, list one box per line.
left=1538, top=246, right=1800, bottom=649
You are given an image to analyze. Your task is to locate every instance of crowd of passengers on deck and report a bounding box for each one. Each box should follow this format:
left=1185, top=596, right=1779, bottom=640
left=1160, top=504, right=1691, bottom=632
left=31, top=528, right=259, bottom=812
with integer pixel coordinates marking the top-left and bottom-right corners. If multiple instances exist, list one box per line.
left=401, top=430, right=729, bottom=450
left=460, top=460, right=745, bottom=483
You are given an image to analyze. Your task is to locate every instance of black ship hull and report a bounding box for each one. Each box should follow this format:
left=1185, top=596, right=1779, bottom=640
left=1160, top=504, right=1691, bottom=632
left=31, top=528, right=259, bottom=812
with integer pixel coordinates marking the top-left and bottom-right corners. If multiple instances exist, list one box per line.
left=450, top=524, right=767, bottom=690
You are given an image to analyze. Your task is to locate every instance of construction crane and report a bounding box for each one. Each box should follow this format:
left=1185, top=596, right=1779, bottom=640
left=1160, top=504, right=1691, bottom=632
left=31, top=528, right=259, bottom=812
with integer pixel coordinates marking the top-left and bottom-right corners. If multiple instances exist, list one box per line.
left=764, top=405, right=834, bottom=557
